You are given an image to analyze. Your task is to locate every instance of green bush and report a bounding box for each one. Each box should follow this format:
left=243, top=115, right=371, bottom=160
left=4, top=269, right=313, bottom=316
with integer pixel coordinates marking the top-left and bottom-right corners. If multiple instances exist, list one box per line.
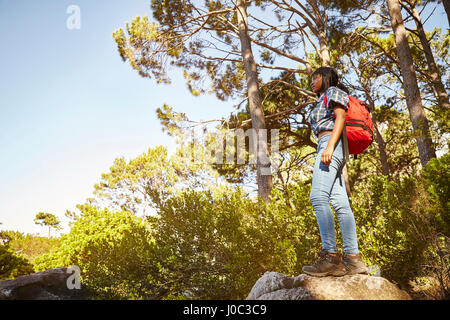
left=422, top=152, right=450, bottom=236
left=351, top=153, right=449, bottom=291
left=7, top=234, right=60, bottom=264
left=0, top=244, right=34, bottom=280
left=0, top=230, right=26, bottom=244
left=33, top=204, right=158, bottom=299
left=149, top=184, right=319, bottom=300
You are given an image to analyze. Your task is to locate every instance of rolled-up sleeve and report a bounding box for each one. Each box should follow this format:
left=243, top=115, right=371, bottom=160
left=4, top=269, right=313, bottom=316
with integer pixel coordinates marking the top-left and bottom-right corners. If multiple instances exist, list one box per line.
left=326, top=87, right=349, bottom=112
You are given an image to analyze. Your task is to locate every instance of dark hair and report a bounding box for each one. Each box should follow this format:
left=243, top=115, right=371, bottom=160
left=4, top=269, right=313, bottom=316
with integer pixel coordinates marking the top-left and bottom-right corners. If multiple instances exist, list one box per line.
left=311, top=66, right=349, bottom=95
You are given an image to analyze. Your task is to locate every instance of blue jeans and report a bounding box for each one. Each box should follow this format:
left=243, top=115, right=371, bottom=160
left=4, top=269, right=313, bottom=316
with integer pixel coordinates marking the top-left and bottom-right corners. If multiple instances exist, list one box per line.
left=309, top=133, right=359, bottom=255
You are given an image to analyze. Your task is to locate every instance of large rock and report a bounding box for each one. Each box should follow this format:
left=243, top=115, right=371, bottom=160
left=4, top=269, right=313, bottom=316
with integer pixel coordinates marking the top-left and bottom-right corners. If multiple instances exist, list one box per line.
left=246, top=271, right=411, bottom=300
left=0, top=267, right=90, bottom=300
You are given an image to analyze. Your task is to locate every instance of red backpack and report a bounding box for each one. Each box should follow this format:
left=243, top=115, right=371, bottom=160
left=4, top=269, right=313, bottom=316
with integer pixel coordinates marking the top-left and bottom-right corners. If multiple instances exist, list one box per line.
left=325, top=95, right=374, bottom=155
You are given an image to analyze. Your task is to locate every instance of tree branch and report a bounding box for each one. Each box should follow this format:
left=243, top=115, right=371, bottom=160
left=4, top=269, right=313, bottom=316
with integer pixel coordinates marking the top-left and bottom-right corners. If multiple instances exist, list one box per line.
left=250, top=37, right=310, bottom=65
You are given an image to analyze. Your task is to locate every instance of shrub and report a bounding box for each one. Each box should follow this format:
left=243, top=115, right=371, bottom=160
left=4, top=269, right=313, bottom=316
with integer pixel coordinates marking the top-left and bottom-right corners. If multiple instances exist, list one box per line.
left=7, top=234, right=60, bottom=264
left=150, top=184, right=319, bottom=299
left=33, top=204, right=158, bottom=299
left=0, top=244, right=34, bottom=280
left=422, top=152, right=450, bottom=236
left=351, top=153, right=449, bottom=294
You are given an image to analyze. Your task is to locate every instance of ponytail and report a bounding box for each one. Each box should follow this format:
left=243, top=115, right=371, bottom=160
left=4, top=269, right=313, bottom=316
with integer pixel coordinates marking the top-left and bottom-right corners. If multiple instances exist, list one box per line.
left=336, top=81, right=350, bottom=95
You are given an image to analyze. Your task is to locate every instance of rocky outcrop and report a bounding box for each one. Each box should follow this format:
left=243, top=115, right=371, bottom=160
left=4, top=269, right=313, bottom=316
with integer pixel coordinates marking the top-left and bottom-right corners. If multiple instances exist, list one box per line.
left=246, top=271, right=411, bottom=300
left=0, top=267, right=90, bottom=300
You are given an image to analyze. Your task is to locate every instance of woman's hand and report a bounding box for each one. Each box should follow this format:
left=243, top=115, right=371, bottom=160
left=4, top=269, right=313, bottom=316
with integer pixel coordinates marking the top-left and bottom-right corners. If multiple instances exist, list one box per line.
left=321, top=145, right=334, bottom=166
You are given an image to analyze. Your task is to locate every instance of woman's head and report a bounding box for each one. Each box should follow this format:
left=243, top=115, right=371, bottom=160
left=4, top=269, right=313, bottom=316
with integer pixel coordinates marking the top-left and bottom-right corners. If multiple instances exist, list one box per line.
left=310, top=67, right=349, bottom=95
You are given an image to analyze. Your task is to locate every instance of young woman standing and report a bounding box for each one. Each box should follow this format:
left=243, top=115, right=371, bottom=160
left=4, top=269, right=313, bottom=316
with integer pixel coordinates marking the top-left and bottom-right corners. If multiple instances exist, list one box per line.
left=302, top=67, right=368, bottom=277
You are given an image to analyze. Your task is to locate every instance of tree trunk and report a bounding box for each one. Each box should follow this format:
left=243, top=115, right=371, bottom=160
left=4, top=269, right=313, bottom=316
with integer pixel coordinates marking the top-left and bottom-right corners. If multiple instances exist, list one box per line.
left=366, top=96, right=391, bottom=179
left=236, top=0, right=273, bottom=203
left=443, top=0, right=450, bottom=27
left=408, top=2, right=450, bottom=110
left=342, top=164, right=352, bottom=198
left=309, top=0, right=331, bottom=66
left=318, top=31, right=331, bottom=67
left=386, top=0, right=436, bottom=167
left=372, top=114, right=391, bottom=179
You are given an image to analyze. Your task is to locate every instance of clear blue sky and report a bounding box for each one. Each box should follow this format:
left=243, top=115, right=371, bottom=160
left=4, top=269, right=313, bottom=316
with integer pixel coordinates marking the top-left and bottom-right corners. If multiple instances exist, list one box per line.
left=0, top=1, right=447, bottom=236
left=0, top=0, right=234, bottom=235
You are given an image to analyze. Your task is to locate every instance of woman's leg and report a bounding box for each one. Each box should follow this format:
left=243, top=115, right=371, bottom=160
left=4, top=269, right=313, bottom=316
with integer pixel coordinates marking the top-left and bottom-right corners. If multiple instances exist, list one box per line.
left=329, top=168, right=359, bottom=255
left=329, top=173, right=367, bottom=274
left=309, top=134, right=344, bottom=254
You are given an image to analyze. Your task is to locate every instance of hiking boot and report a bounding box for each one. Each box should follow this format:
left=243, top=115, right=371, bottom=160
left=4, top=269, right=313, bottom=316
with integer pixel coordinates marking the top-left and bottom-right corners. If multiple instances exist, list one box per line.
left=302, top=250, right=347, bottom=277
left=342, top=253, right=369, bottom=275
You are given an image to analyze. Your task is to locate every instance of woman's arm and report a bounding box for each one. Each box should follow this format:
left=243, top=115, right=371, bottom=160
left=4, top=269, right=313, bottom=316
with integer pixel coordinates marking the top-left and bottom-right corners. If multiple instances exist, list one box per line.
left=321, top=104, right=346, bottom=165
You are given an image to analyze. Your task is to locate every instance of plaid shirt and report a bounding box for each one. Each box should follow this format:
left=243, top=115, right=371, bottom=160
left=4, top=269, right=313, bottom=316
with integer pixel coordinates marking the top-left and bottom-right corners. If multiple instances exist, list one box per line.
left=308, top=86, right=349, bottom=138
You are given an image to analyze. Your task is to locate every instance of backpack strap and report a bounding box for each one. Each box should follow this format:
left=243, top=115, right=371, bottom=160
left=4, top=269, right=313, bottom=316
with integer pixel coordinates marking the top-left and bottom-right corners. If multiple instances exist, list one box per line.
left=342, top=125, right=350, bottom=163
